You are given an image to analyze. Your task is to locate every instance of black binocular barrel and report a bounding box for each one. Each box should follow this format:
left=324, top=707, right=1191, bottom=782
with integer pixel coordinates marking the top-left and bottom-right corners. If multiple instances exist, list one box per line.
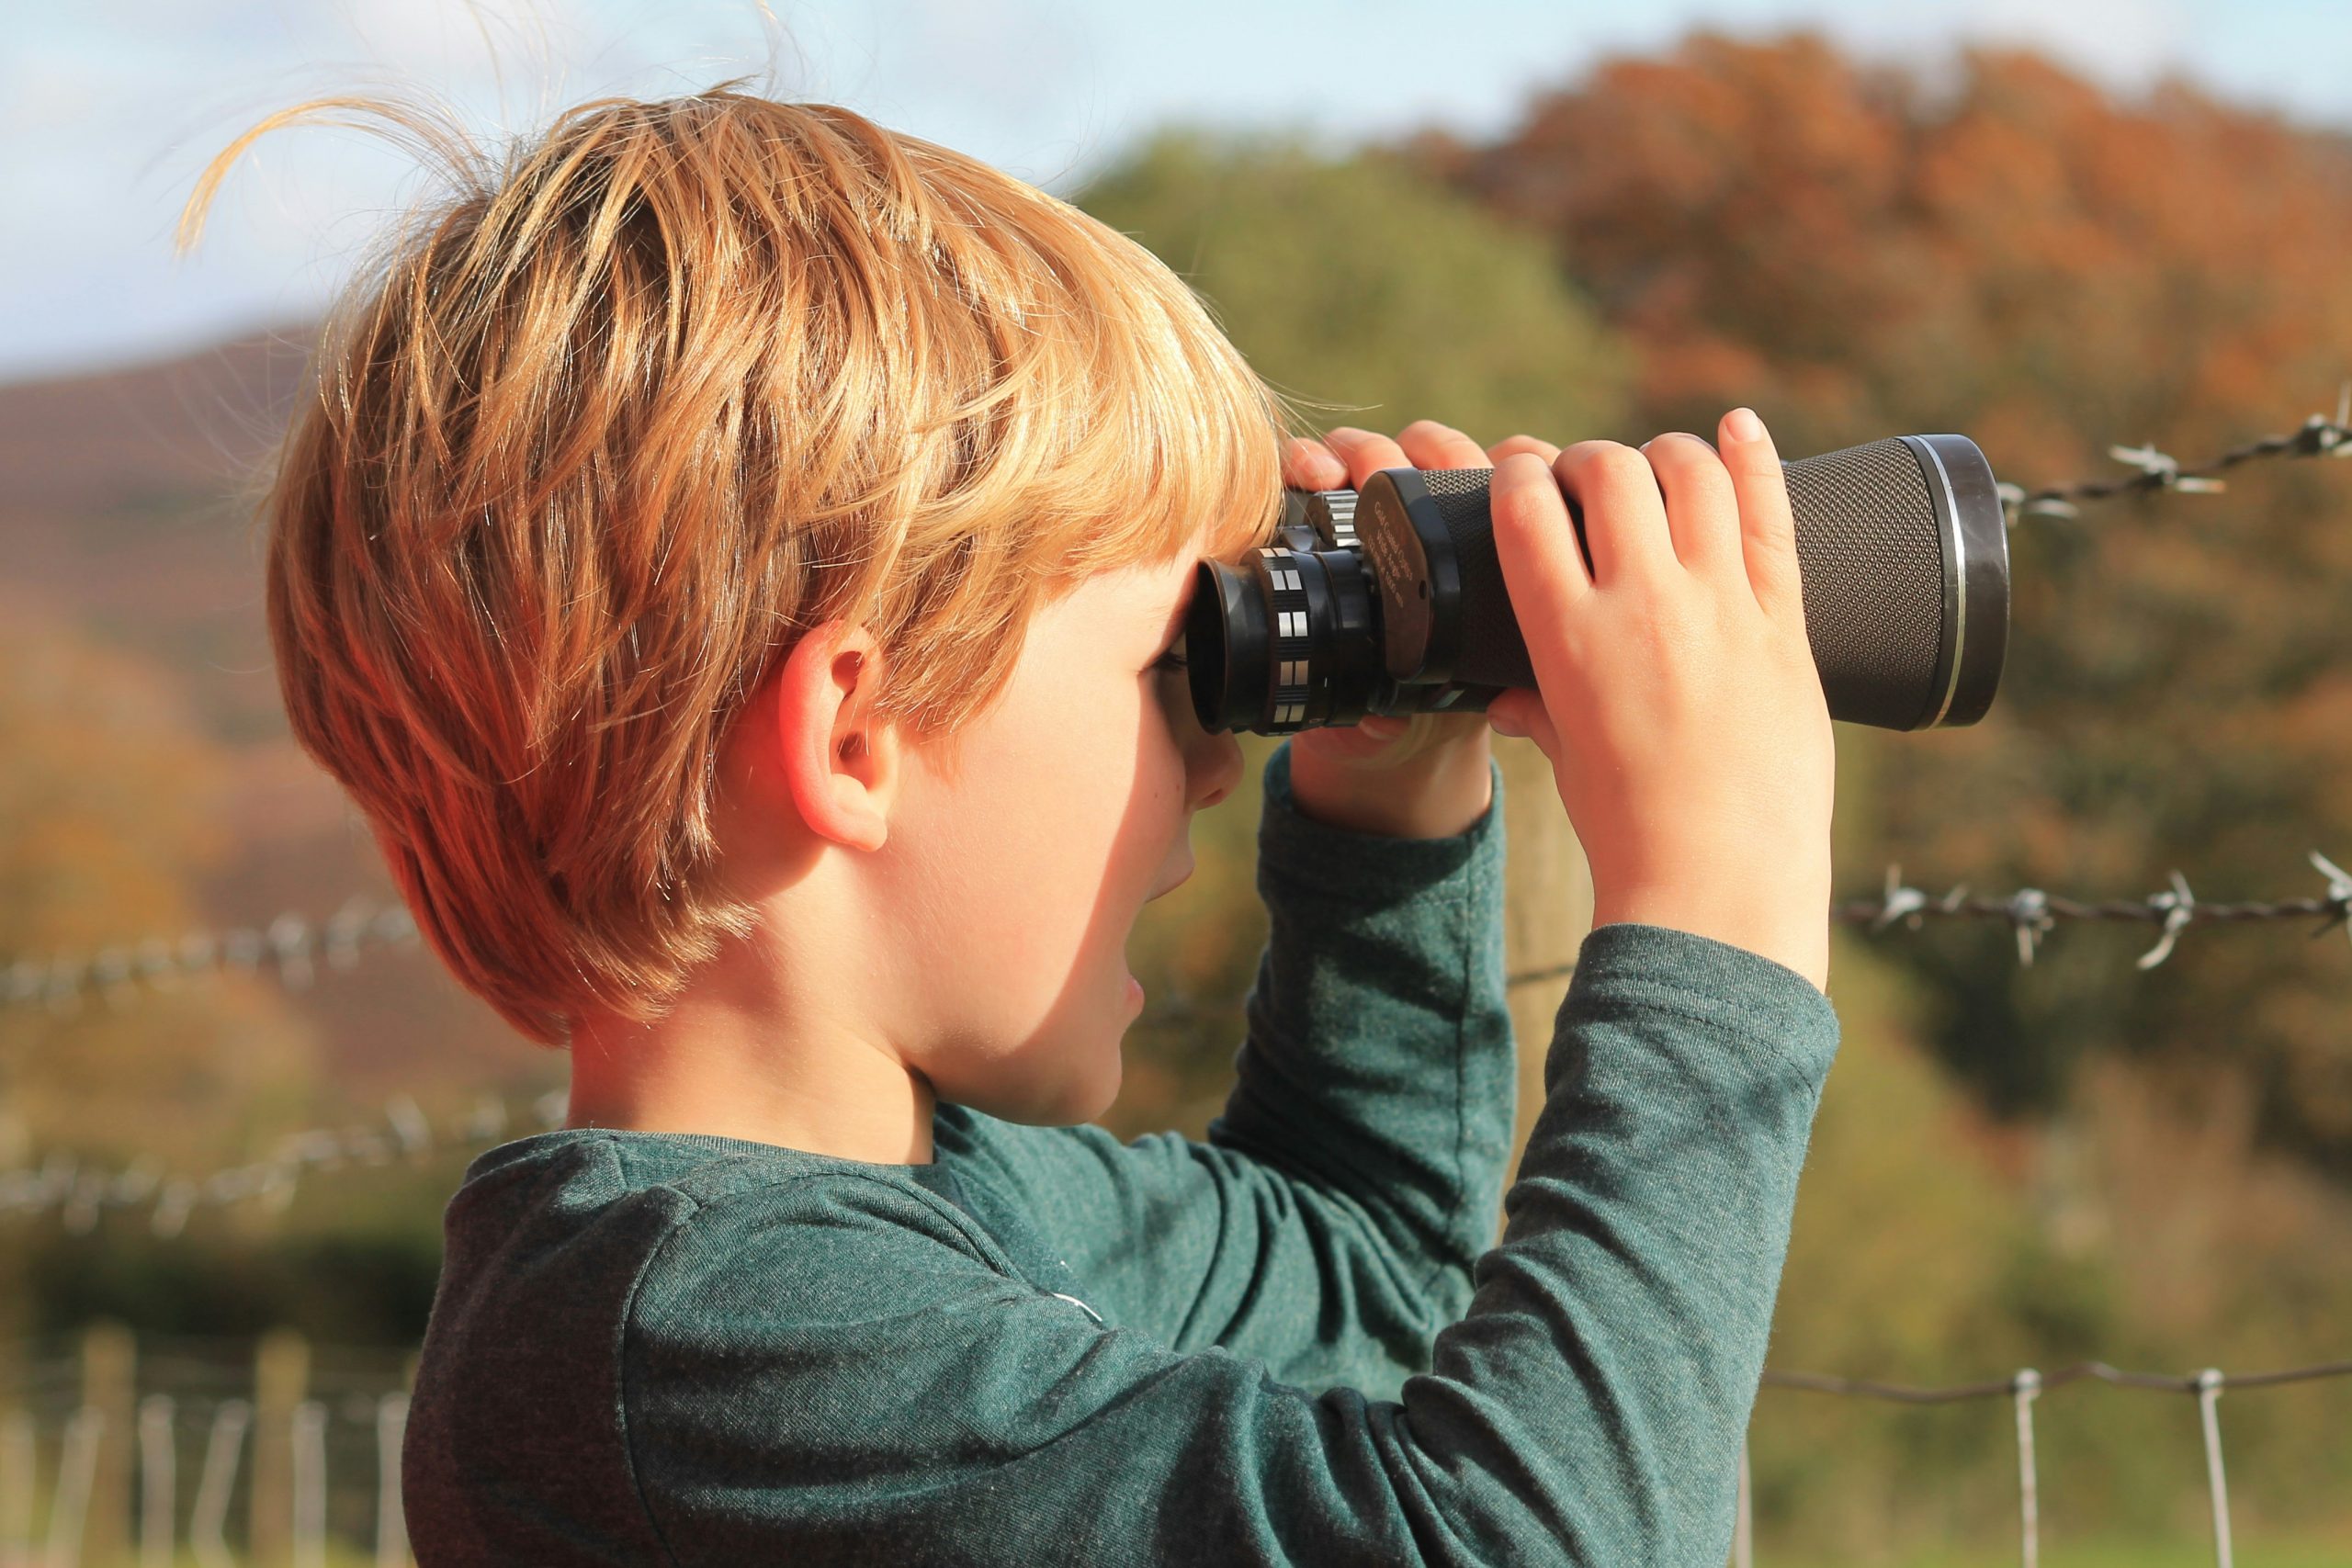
left=1187, top=433, right=2009, bottom=735
left=1401, top=434, right=2008, bottom=730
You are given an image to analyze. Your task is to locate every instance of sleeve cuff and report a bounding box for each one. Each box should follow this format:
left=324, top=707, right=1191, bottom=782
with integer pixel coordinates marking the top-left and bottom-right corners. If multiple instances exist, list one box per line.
left=1253, top=739, right=1507, bottom=903
left=1564, top=920, right=1840, bottom=1080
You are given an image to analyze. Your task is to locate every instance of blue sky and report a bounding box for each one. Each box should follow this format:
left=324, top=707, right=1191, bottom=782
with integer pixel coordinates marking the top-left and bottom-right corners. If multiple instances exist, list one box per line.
left=5, top=0, right=2349, bottom=384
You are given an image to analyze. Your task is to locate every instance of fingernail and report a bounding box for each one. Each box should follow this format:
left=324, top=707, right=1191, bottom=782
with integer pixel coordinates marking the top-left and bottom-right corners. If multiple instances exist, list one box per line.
left=1725, top=407, right=1764, bottom=442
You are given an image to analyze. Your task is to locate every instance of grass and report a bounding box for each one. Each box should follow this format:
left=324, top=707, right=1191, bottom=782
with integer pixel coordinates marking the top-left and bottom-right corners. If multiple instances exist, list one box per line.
left=1861, top=1540, right=2350, bottom=1568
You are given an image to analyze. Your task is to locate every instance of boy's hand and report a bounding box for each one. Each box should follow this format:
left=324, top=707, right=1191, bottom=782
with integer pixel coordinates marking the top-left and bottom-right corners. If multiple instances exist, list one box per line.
left=1485, top=409, right=1835, bottom=991
left=1279, top=422, right=1557, bottom=840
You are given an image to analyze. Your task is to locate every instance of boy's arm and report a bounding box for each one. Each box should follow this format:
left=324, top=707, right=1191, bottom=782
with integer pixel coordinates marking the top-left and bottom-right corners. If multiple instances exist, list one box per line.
left=937, top=738, right=1517, bottom=1396
left=627, top=922, right=1840, bottom=1567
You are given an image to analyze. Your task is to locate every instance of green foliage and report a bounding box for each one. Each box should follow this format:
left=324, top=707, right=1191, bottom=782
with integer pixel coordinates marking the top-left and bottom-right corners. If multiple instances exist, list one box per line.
left=1077, top=131, right=1634, bottom=1140
left=14, top=1175, right=446, bottom=1346
left=1073, top=127, right=1634, bottom=447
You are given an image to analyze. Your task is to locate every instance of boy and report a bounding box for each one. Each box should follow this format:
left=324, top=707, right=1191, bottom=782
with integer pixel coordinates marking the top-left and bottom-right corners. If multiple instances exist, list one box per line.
left=192, top=86, right=1836, bottom=1564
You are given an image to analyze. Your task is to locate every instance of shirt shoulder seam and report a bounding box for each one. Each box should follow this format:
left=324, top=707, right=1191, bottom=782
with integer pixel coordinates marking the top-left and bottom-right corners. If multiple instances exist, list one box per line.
left=606, top=1150, right=1023, bottom=1560
left=582, top=1130, right=1019, bottom=1269
left=610, top=1178, right=696, bottom=1568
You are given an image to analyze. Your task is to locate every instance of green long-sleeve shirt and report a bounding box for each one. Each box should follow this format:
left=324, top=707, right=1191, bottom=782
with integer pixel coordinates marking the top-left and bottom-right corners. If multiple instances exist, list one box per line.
left=402, top=740, right=1840, bottom=1565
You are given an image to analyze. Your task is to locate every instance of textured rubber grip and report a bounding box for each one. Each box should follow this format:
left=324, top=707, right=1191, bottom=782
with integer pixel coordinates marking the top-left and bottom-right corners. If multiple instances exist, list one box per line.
left=1419, top=440, right=1961, bottom=729
left=1778, top=437, right=1946, bottom=729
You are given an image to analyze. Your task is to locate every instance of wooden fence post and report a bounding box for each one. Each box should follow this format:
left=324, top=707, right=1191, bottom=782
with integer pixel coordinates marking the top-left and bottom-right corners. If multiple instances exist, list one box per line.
left=0, top=1405, right=32, bottom=1568
left=1496, top=737, right=1592, bottom=1203
left=360, top=1349, right=420, bottom=1568
left=138, top=1393, right=175, bottom=1568
left=250, top=1328, right=309, bottom=1568
left=291, top=1401, right=327, bottom=1568
left=80, top=1321, right=135, bottom=1566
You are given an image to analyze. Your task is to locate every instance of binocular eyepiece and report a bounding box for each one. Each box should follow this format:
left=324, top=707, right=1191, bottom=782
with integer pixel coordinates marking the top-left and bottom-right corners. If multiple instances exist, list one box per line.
left=1183, top=434, right=2010, bottom=736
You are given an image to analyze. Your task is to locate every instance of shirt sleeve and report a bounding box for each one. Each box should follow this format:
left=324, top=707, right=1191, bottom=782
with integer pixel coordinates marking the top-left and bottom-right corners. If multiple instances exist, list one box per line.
left=623, top=922, right=1840, bottom=1568
left=932, top=739, right=1519, bottom=1399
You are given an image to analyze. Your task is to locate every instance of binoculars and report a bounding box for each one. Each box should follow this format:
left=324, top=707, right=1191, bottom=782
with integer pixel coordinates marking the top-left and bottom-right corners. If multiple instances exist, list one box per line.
left=1183, top=434, right=2010, bottom=736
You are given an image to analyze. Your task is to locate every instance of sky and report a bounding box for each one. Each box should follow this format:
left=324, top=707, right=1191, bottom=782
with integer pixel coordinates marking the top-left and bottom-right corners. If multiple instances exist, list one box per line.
left=5, top=0, right=2351, bottom=386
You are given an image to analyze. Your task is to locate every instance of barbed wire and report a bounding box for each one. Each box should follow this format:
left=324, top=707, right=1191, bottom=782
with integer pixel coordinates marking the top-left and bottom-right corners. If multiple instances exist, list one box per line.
left=0, top=1089, right=566, bottom=1238
left=3, top=1091, right=2343, bottom=1562
left=1736, top=1358, right=2352, bottom=1568
left=1996, top=380, right=2352, bottom=525
left=2, top=845, right=2343, bottom=1237
left=1833, top=854, right=2352, bottom=970
left=1, top=894, right=420, bottom=1017
left=1759, top=1357, right=2352, bottom=1402
left=1129, top=852, right=2352, bottom=1026
left=19, top=843, right=2346, bottom=1032
left=6, top=394, right=2352, bottom=1255
left=1821, top=852, right=2352, bottom=973
left=9, top=852, right=2336, bottom=1239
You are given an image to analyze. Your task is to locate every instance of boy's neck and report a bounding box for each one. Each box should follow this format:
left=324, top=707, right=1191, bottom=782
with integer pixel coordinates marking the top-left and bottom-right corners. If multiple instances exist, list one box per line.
left=563, top=984, right=941, bottom=1167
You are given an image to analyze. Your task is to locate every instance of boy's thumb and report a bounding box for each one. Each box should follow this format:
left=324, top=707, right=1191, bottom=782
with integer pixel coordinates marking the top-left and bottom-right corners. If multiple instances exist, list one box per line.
left=1487, top=689, right=1563, bottom=758
left=1487, top=690, right=1532, bottom=739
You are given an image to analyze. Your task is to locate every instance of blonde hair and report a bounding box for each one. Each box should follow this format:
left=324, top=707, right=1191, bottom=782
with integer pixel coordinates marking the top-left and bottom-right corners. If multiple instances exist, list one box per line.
left=178, top=83, right=1299, bottom=1047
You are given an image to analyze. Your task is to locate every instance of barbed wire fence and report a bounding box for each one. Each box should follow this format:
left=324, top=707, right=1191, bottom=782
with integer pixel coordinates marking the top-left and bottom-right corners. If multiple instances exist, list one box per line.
left=8, top=393, right=2352, bottom=1023
left=1996, top=381, right=2352, bottom=522
left=1, top=896, right=420, bottom=1019
left=6, top=389, right=2352, bottom=1562
left=0, top=1324, right=2340, bottom=1568
left=5, top=840, right=2345, bottom=1030
left=1730, top=377, right=2352, bottom=1563
left=0, top=1328, right=416, bottom=1568
left=0, top=1089, right=568, bottom=1238
left=1741, top=1360, right=2352, bottom=1568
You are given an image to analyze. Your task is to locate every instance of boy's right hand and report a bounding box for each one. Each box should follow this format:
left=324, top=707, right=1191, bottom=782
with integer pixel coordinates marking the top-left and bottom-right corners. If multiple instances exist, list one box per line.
left=1484, top=407, right=1836, bottom=993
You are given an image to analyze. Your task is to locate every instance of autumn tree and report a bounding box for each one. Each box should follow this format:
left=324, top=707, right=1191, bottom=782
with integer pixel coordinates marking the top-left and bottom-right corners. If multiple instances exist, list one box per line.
left=1399, top=30, right=2352, bottom=1172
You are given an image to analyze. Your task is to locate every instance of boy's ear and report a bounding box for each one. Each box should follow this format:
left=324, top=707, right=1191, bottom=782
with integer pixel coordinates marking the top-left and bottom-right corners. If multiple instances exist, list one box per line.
left=770, top=619, right=899, bottom=852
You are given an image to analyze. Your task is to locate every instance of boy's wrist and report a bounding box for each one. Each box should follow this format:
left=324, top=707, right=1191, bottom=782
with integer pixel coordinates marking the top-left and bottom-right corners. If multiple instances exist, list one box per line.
left=1286, top=726, right=1495, bottom=840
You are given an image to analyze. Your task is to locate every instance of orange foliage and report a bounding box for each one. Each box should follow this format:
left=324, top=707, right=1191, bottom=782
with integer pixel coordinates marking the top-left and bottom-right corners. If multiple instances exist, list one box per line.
left=1408, top=31, right=2352, bottom=464
left=1399, top=30, right=2352, bottom=1169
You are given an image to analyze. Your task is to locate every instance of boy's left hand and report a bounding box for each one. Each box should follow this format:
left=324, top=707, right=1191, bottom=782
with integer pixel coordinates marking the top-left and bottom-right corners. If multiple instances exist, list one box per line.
left=1280, top=421, right=1563, bottom=840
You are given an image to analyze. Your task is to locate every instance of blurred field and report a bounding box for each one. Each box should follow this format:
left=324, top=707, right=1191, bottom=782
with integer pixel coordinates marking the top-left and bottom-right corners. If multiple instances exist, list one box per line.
left=1885, top=1546, right=2348, bottom=1568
